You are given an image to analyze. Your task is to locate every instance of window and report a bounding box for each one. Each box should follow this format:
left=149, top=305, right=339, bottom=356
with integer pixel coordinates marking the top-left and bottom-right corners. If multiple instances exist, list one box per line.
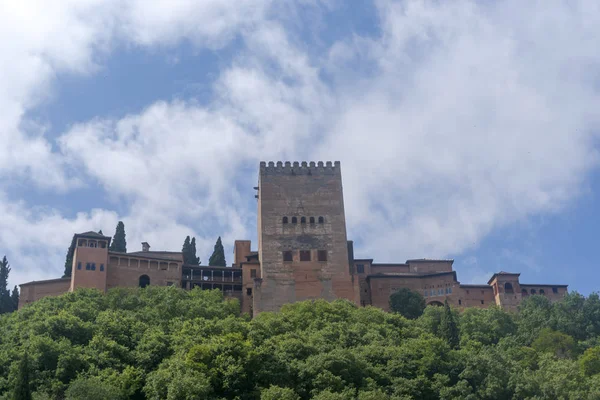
left=301, top=217, right=306, bottom=224
left=89, top=241, right=97, bottom=248
left=310, top=217, right=315, bottom=224
left=78, top=239, right=86, bottom=247
left=438, top=289, right=443, bottom=295
left=431, top=289, right=435, bottom=296
left=91, top=263, right=96, bottom=271
left=459, top=299, right=462, bottom=305
left=424, top=291, right=428, bottom=297
left=522, top=289, right=528, bottom=296
left=100, top=264, right=104, bottom=272
left=318, top=216, right=324, bottom=223
left=292, top=217, right=298, bottom=224
left=540, top=289, right=545, bottom=295
left=283, top=217, right=288, bottom=224
left=77, top=262, right=82, bottom=270
left=356, top=264, right=364, bottom=273
left=481, top=300, right=484, bottom=305
left=504, top=282, right=514, bottom=293
left=283, top=251, right=293, bottom=262
left=318, top=250, right=327, bottom=262
left=552, top=287, right=558, bottom=294
left=85, top=263, right=91, bottom=270
left=531, top=289, right=536, bottom=294
left=246, top=288, right=252, bottom=296
left=300, top=250, right=311, bottom=261
left=100, top=241, right=106, bottom=248
left=250, top=269, right=257, bottom=278
left=448, top=287, right=452, bottom=294
left=166, top=282, right=173, bottom=286
left=466, top=290, right=470, bottom=294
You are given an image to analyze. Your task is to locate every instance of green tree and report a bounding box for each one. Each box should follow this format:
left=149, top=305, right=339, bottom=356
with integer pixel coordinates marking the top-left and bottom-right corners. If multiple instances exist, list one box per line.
left=439, top=300, right=459, bottom=349
left=0, top=255, right=12, bottom=314
left=261, top=385, right=300, bottom=400
left=109, top=221, right=127, bottom=252
left=580, top=347, right=600, bottom=376
left=64, top=376, right=121, bottom=400
left=532, top=328, right=576, bottom=358
left=11, top=286, right=19, bottom=312
left=389, top=288, right=425, bottom=319
left=182, top=236, right=192, bottom=265
left=12, top=354, right=31, bottom=400
left=208, top=236, right=226, bottom=267
left=190, top=237, right=200, bottom=265
left=63, top=236, right=76, bottom=278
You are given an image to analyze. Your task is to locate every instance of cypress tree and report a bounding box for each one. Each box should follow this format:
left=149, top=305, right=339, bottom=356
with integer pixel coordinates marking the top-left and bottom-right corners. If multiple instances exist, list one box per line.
left=439, top=300, right=460, bottom=349
left=63, top=236, right=76, bottom=278
left=109, top=221, right=127, bottom=252
left=98, top=230, right=103, bottom=235
left=208, top=237, right=226, bottom=267
left=182, top=236, right=192, bottom=264
left=12, top=354, right=31, bottom=400
left=0, top=256, right=11, bottom=314
left=190, top=237, right=200, bottom=265
left=11, top=286, right=19, bottom=312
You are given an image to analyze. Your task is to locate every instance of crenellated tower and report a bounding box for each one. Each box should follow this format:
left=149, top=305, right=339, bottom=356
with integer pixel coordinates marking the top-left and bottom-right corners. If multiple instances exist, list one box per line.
left=253, top=161, right=358, bottom=315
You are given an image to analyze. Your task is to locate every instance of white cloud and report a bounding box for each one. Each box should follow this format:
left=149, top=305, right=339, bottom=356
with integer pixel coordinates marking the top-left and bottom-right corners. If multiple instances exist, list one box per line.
left=3, top=0, right=600, bottom=289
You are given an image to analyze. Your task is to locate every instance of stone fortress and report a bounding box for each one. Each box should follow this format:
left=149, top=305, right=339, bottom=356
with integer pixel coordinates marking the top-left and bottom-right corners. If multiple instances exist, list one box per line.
left=19, top=161, right=568, bottom=314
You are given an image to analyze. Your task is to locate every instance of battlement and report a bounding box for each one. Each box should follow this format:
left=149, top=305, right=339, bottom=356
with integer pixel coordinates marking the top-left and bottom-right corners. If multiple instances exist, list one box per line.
left=259, top=161, right=341, bottom=175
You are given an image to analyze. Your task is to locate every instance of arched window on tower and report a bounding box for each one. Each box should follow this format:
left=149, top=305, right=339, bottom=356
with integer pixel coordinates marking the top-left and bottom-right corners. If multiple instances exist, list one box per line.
left=283, top=217, right=288, bottom=224
left=310, top=217, right=315, bottom=224
left=301, top=217, right=306, bottom=224
left=292, top=217, right=298, bottom=224
left=530, top=288, right=536, bottom=295
left=139, top=275, right=150, bottom=288
left=522, top=289, right=528, bottom=296
left=504, top=282, right=514, bottom=294
left=540, top=289, right=545, bottom=295
left=318, top=216, right=324, bottom=224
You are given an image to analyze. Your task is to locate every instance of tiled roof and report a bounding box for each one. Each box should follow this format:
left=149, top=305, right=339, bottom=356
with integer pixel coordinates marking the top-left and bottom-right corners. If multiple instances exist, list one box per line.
left=76, top=231, right=109, bottom=239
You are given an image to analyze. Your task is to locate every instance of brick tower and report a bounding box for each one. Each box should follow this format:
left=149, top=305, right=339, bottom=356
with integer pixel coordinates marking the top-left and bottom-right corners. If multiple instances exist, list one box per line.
left=70, top=231, right=111, bottom=292
left=253, top=161, right=357, bottom=315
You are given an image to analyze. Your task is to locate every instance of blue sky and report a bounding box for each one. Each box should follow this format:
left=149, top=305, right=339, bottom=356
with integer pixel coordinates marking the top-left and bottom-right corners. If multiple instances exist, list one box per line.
left=1, top=0, right=599, bottom=295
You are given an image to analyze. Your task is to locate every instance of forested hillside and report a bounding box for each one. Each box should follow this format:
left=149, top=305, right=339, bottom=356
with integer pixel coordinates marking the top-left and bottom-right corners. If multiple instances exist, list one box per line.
left=2, top=287, right=600, bottom=400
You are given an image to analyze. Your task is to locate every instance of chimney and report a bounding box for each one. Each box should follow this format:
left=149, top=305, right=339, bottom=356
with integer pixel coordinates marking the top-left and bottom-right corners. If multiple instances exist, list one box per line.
left=141, top=242, right=150, bottom=252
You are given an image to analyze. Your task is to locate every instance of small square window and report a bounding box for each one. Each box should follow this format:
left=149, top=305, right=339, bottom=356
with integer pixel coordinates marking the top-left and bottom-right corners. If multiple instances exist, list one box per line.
left=246, top=288, right=252, bottom=296
left=91, top=263, right=96, bottom=271
left=100, top=264, right=104, bottom=272
left=283, top=251, right=293, bottom=262
left=481, top=300, right=484, bottom=305
left=85, top=263, right=91, bottom=270
left=300, top=250, right=311, bottom=262
left=318, top=250, right=327, bottom=262
left=459, top=299, right=462, bottom=305
left=552, top=287, right=558, bottom=294
left=166, top=282, right=173, bottom=286
left=77, top=262, right=82, bottom=270
left=250, top=269, right=257, bottom=278
left=356, top=264, right=365, bottom=273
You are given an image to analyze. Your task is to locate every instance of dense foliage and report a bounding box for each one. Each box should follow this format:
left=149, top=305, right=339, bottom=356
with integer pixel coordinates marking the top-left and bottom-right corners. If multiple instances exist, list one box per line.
left=109, top=221, right=127, bottom=253
left=0, top=256, right=17, bottom=314
left=182, top=236, right=200, bottom=266
left=209, top=236, right=226, bottom=267
left=2, top=288, right=600, bottom=399
left=389, top=288, right=425, bottom=319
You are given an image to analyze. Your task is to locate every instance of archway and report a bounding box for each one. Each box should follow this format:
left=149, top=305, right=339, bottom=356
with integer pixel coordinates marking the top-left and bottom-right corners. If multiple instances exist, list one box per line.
left=139, top=275, right=150, bottom=288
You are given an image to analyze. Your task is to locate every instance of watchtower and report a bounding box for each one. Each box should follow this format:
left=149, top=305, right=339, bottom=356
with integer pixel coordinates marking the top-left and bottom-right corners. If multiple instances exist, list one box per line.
left=253, top=161, right=357, bottom=314
left=70, top=231, right=111, bottom=292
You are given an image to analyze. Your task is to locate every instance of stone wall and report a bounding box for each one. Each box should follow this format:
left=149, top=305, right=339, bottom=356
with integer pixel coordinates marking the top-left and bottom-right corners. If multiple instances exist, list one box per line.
left=254, top=161, right=357, bottom=314
left=106, top=253, right=181, bottom=289
left=19, top=278, right=71, bottom=309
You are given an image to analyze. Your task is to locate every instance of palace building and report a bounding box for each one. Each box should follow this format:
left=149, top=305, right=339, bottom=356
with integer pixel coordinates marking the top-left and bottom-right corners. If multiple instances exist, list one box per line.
left=19, top=161, right=568, bottom=314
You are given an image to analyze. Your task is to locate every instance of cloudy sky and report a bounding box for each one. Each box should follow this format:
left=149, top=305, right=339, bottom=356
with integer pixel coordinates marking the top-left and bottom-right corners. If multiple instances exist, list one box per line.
left=1, top=0, right=599, bottom=294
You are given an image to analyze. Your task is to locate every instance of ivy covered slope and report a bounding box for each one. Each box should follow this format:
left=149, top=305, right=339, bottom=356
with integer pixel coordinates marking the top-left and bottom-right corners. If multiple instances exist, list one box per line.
left=3, top=289, right=600, bottom=399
